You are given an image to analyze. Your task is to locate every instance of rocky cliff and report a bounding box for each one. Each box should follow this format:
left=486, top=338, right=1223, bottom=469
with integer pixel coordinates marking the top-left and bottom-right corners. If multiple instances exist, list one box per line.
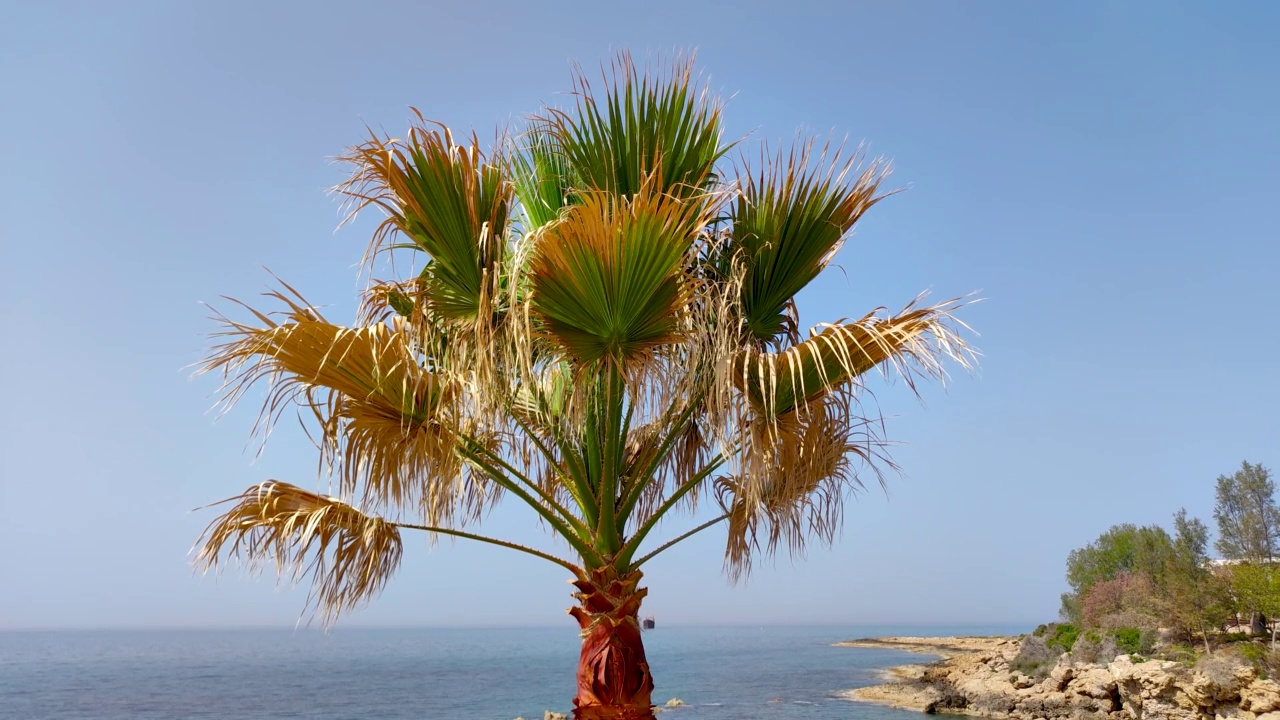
left=838, top=636, right=1280, bottom=720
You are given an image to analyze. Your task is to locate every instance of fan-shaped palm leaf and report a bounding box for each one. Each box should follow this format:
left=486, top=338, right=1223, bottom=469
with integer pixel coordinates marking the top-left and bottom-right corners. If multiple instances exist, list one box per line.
left=539, top=53, right=727, bottom=203
left=200, top=286, right=473, bottom=517
left=527, top=186, right=709, bottom=371
left=337, top=110, right=513, bottom=322
left=728, top=143, right=893, bottom=342
left=195, top=481, right=403, bottom=625
left=733, top=298, right=971, bottom=420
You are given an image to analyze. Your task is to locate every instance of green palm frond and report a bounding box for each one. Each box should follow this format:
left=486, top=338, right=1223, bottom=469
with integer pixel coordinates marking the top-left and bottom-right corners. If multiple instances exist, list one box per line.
left=337, top=109, right=513, bottom=322
left=728, top=143, right=894, bottom=343
left=195, top=481, right=403, bottom=625
left=539, top=52, right=728, bottom=203
left=733, top=298, right=972, bottom=420
left=509, top=120, right=574, bottom=233
left=527, top=185, right=709, bottom=372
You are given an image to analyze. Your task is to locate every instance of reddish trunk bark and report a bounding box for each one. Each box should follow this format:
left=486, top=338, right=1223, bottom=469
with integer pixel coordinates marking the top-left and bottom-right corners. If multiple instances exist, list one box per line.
left=568, top=567, right=656, bottom=720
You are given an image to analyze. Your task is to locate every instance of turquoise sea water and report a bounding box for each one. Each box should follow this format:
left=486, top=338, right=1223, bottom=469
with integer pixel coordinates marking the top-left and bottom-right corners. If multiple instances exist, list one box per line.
left=0, top=625, right=1025, bottom=719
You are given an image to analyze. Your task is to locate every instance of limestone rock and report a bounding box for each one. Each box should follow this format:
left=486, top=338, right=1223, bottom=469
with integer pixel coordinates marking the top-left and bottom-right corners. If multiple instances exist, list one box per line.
left=1069, top=667, right=1119, bottom=700
left=543, top=712, right=568, bottom=720
left=1050, top=663, right=1075, bottom=691
left=1242, top=681, right=1280, bottom=714
left=1185, top=664, right=1257, bottom=707
left=1012, top=673, right=1036, bottom=689
left=664, top=698, right=685, bottom=707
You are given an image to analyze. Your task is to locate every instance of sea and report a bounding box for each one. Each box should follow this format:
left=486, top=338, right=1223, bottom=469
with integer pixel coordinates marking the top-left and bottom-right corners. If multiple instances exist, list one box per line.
left=0, top=624, right=1026, bottom=720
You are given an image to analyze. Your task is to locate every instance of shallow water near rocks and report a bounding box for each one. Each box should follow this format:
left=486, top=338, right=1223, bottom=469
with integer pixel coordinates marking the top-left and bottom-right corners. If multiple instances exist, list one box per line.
left=0, top=624, right=1025, bottom=719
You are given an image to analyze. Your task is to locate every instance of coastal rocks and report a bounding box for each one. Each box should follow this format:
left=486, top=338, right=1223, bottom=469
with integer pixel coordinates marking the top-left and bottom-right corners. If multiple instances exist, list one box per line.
left=1241, top=680, right=1280, bottom=714
left=1109, top=655, right=1193, bottom=720
left=1073, top=667, right=1120, bottom=700
left=841, top=636, right=1280, bottom=720
left=664, top=698, right=686, bottom=707
left=543, top=712, right=568, bottom=720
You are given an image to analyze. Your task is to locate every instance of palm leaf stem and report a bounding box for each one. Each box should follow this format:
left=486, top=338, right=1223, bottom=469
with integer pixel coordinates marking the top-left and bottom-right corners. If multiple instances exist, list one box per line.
left=616, top=396, right=702, bottom=522
left=507, top=407, right=599, bottom=528
left=460, top=435, right=589, bottom=537
left=595, top=366, right=626, bottom=556
left=615, top=455, right=725, bottom=569
left=631, top=513, right=729, bottom=568
left=394, top=522, right=580, bottom=572
left=454, top=441, right=603, bottom=566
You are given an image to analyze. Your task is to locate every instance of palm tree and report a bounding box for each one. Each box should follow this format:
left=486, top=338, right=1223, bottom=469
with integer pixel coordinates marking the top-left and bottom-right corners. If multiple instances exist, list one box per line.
left=195, top=53, right=974, bottom=720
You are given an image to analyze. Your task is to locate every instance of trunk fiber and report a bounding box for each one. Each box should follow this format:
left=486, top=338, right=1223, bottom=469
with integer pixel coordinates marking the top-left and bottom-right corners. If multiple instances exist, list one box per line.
left=568, top=567, right=655, bottom=720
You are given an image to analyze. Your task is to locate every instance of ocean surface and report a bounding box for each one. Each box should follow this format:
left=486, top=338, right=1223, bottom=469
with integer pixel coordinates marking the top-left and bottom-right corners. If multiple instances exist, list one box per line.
left=0, top=625, right=1026, bottom=719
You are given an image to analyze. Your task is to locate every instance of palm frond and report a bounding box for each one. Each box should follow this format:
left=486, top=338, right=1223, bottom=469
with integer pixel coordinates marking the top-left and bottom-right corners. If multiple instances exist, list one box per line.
left=199, top=285, right=487, bottom=521
left=538, top=51, right=727, bottom=203
left=336, top=110, right=513, bottom=322
left=195, top=481, right=402, bottom=625
left=527, top=184, right=711, bottom=374
left=728, top=142, right=894, bottom=343
left=716, top=395, right=881, bottom=582
left=732, top=297, right=974, bottom=420
left=509, top=119, right=574, bottom=233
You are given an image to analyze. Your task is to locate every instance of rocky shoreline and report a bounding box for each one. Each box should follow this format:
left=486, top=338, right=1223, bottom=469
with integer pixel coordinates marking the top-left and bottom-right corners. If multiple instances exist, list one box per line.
left=836, top=636, right=1280, bottom=720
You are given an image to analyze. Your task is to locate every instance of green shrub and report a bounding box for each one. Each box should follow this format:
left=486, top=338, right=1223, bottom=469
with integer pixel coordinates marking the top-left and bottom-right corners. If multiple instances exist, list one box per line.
left=1223, top=632, right=1252, bottom=644
left=1033, top=624, right=1049, bottom=638
left=1154, top=643, right=1198, bottom=667
left=1114, top=627, right=1142, bottom=655
left=1237, top=642, right=1267, bottom=664
left=1047, top=623, right=1080, bottom=652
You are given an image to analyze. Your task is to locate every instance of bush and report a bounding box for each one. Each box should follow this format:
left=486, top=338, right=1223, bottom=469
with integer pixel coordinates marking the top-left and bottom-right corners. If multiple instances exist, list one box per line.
left=1071, top=631, right=1119, bottom=665
left=1047, top=623, right=1081, bottom=653
left=1237, top=642, right=1267, bottom=664
left=1113, top=627, right=1156, bottom=655
left=1196, top=650, right=1254, bottom=686
left=1063, top=627, right=1155, bottom=665
left=1226, top=642, right=1280, bottom=679
left=1033, top=624, right=1050, bottom=638
left=1155, top=643, right=1199, bottom=667
left=1012, top=635, right=1062, bottom=680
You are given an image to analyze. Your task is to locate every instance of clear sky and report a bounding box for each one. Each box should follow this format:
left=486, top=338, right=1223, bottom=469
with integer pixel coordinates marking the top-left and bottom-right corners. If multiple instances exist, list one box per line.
left=1, top=1, right=1277, bottom=630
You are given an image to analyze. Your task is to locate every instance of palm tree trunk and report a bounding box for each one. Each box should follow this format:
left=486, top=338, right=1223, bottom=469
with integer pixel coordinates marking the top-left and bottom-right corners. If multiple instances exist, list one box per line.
left=568, top=567, right=655, bottom=720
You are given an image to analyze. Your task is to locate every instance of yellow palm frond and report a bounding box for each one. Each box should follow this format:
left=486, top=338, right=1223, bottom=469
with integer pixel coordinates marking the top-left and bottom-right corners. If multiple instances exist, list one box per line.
left=717, top=395, right=882, bottom=581
left=195, top=481, right=402, bottom=625
left=200, top=285, right=479, bottom=519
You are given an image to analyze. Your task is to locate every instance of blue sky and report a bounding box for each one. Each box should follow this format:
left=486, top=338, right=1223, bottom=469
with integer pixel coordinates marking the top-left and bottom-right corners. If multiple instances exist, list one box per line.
left=1, top=1, right=1277, bottom=630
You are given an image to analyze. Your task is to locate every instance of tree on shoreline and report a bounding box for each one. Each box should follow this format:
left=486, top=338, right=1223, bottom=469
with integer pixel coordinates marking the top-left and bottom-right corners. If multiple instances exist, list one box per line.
left=1215, top=461, right=1278, bottom=635
left=1214, top=461, right=1279, bottom=564
left=1061, top=524, right=1172, bottom=624
left=1165, top=509, right=1230, bottom=654
left=193, top=54, right=974, bottom=720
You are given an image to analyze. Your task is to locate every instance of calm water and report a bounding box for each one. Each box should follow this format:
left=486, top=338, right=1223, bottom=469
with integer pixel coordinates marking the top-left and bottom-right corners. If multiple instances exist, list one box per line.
left=0, top=625, right=1024, bottom=719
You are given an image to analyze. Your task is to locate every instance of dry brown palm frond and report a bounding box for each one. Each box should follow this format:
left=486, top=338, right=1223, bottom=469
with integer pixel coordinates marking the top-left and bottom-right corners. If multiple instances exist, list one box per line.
left=198, top=284, right=481, bottom=520
left=194, top=481, right=402, bottom=625
left=716, top=392, right=888, bottom=582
